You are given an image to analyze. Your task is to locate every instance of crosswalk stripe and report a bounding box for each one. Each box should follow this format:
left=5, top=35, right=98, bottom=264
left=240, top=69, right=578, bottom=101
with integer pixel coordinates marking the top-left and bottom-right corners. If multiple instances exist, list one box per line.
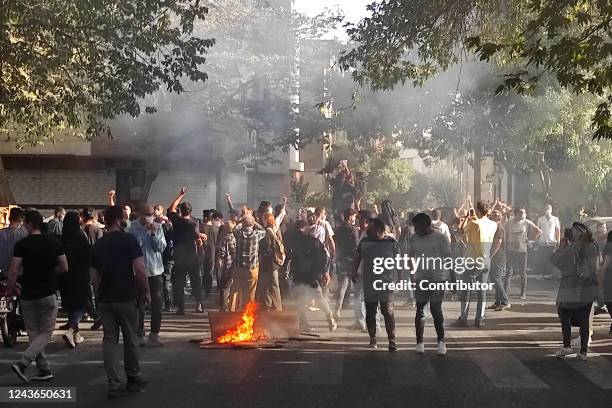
left=194, top=350, right=260, bottom=384
left=292, top=351, right=344, bottom=385
left=517, top=329, right=612, bottom=390
left=449, top=330, right=549, bottom=389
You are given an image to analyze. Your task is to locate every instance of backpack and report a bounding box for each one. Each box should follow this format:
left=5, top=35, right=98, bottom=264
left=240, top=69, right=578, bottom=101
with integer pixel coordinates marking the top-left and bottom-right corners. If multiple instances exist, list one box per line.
left=267, top=228, right=286, bottom=267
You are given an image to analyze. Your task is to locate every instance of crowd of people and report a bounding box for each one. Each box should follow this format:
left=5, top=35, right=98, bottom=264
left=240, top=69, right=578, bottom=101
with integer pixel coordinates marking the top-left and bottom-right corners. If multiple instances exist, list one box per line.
left=0, top=172, right=611, bottom=398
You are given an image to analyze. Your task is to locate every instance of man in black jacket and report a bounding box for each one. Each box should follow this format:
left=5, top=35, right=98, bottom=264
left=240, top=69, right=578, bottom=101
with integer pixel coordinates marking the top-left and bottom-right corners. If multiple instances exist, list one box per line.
left=334, top=208, right=360, bottom=319
left=288, top=220, right=337, bottom=333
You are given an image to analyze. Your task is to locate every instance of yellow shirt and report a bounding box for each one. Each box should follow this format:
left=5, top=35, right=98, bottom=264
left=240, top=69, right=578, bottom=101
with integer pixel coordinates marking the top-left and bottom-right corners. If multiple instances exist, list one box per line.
left=464, top=216, right=498, bottom=263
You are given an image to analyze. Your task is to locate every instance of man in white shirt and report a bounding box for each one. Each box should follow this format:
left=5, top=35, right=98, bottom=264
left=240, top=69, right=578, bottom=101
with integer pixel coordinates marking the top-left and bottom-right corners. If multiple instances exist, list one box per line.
left=536, top=204, right=560, bottom=276
left=431, top=208, right=451, bottom=243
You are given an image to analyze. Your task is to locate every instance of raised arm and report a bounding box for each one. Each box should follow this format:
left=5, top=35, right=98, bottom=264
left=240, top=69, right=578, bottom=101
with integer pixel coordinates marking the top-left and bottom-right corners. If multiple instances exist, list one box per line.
left=108, top=190, right=116, bottom=206
left=169, top=186, right=187, bottom=214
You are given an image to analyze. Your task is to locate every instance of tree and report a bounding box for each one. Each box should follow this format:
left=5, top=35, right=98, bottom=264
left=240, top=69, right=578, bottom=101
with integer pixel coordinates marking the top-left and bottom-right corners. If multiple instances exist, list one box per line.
left=1, top=0, right=213, bottom=145
left=339, top=0, right=612, bottom=140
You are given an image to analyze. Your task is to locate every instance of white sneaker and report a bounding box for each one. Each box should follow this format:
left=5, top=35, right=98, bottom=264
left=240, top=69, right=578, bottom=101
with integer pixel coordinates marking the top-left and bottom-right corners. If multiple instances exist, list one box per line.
left=556, top=346, right=574, bottom=358
left=576, top=352, right=588, bottom=361
left=415, top=342, right=425, bottom=354
left=62, top=329, right=76, bottom=349
left=146, top=334, right=164, bottom=347
left=437, top=341, right=447, bottom=356
left=571, top=336, right=592, bottom=348
left=73, top=332, right=85, bottom=345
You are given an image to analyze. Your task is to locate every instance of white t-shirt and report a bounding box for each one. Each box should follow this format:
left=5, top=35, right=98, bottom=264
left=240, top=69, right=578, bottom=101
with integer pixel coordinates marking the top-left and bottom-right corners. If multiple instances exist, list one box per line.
left=537, top=215, right=560, bottom=246
left=432, top=220, right=451, bottom=243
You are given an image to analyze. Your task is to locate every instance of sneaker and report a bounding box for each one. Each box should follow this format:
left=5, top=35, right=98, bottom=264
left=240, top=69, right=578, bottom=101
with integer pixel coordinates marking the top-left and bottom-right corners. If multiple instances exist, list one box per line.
left=388, top=340, right=397, bottom=353
left=74, top=332, right=85, bottom=345
left=90, top=319, right=102, bottom=330
left=369, top=338, right=378, bottom=349
left=62, top=329, right=76, bottom=349
left=475, top=319, right=485, bottom=328
left=415, top=342, right=425, bottom=354
left=571, top=336, right=592, bottom=348
left=348, top=321, right=366, bottom=331
left=329, top=319, right=338, bottom=332
left=11, top=362, right=28, bottom=383
left=108, top=387, right=129, bottom=399
left=195, top=303, right=204, bottom=313
left=146, top=333, right=164, bottom=347
left=519, top=294, right=527, bottom=300
left=495, top=304, right=511, bottom=311
left=31, top=369, right=53, bottom=381
left=486, top=303, right=500, bottom=310
left=58, top=322, right=70, bottom=330
left=556, top=346, right=574, bottom=358
left=127, top=376, right=148, bottom=393
left=576, top=352, right=588, bottom=361
left=138, top=336, right=147, bottom=347
left=437, top=341, right=447, bottom=356
left=308, top=305, right=320, bottom=312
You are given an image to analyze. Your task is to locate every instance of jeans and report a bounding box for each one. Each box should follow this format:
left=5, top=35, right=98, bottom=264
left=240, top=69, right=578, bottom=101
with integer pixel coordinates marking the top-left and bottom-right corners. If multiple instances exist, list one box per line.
left=99, top=301, right=141, bottom=391
left=138, top=275, right=163, bottom=336
left=365, top=300, right=395, bottom=341
left=459, top=267, right=489, bottom=321
left=558, top=303, right=592, bottom=354
left=67, top=308, right=85, bottom=332
left=352, top=277, right=381, bottom=329
left=415, top=284, right=444, bottom=343
left=294, top=282, right=333, bottom=329
left=20, top=295, right=58, bottom=371
left=201, top=262, right=214, bottom=297
left=335, top=263, right=352, bottom=313
left=231, top=265, right=259, bottom=310
left=162, top=260, right=174, bottom=308
left=173, top=258, right=201, bottom=310
left=505, top=250, right=527, bottom=296
left=86, top=283, right=100, bottom=321
left=256, top=266, right=282, bottom=311
left=490, top=258, right=509, bottom=305
left=219, top=277, right=233, bottom=311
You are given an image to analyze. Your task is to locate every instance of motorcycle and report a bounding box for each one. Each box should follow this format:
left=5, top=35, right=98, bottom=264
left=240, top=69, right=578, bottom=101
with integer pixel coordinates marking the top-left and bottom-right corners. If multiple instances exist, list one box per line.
left=0, top=280, right=24, bottom=347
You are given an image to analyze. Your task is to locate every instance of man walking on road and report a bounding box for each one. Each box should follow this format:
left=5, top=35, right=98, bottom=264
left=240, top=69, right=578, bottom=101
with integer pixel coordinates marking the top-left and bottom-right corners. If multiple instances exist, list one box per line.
left=91, top=206, right=150, bottom=399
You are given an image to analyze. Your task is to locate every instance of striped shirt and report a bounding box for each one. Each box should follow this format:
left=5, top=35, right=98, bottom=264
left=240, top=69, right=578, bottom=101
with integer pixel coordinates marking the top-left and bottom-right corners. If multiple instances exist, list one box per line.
left=0, top=227, right=28, bottom=275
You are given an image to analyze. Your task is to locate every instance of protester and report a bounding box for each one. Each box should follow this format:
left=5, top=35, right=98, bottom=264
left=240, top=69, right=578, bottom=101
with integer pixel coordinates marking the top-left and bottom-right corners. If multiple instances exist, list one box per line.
left=82, top=207, right=103, bottom=329
left=200, top=210, right=216, bottom=299
left=155, top=204, right=174, bottom=311
left=232, top=214, right=266, bottom=309
left=289, top=219, right=336, bottom=332
left=537, top=204, right=561, bottom=276
left=168, top=187, right=206, bottom=314
left=91, top=205, right=150, bottom=398
left=505, top=207, right=542, bottom=299
left=431, top=208, right=451, bottom=243
left=216, top=220, right=237, bottom=311
left=131, top=203, right=167, bottom=346
left=255, top=212, right=284, bottom=311
left=378, top=199, right=401, bottom=238
left=333, top=208, right=360, bottom=319
left=58, top=211, right=90, bottom=348
left=47, top=207, right=66, bottom=236
left=0, top=207, right=27, bottom=277
left=352, top=217, right=397, bottom=351
left=458, top=200, right=498, bottom=327
left=407, top=213, right=450, bottom=355
left=487, top=210, right=510, bottom=311
left=8, top=210, right=68, bottom=383
left=552, top=222, right=600, bottom=361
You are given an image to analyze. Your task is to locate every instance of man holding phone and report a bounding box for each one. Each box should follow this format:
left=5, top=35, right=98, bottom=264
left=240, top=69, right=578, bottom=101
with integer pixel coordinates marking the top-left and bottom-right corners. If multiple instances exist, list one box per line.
left=91, top=206, right=151, bottom=399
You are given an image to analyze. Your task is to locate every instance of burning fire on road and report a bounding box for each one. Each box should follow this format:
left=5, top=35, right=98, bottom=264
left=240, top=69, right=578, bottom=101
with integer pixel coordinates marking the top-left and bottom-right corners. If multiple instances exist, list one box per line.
left=216, top=302, right=261, bottom=344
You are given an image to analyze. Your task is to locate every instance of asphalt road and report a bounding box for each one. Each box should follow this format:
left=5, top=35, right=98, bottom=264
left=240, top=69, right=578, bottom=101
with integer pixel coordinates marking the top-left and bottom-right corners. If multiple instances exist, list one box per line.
left=1, top=281, right=612, bottom=408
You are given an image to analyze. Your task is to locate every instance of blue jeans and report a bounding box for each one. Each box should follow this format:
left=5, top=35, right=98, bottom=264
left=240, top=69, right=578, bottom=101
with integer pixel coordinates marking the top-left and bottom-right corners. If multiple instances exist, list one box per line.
left=353, top=277, right=380, bottom=329
left=459, top=267, right=489, bottom=321
left=490, top=259, right=508, bottom=305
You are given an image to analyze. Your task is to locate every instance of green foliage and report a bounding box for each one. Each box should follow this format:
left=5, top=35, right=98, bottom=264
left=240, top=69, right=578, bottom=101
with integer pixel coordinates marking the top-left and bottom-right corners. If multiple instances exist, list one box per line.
left=407, top=172, right=459, bottom=209
left=340, top=0, right=612, bottom=140
left=290, top=176, right=309, bottom=207
left=326, top=138, right=413, bottom=205
left=1, top=0, right=213, bottom=146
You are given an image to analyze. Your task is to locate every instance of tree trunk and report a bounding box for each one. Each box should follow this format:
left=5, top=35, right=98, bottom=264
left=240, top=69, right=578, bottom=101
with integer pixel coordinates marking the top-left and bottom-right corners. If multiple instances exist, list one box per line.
left=0, top=156, right=16, bottom=206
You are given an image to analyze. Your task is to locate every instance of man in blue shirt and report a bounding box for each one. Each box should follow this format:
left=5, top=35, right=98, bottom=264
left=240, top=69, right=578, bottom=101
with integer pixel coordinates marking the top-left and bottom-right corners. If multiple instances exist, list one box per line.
left=130, top=203, right=166, bottom=347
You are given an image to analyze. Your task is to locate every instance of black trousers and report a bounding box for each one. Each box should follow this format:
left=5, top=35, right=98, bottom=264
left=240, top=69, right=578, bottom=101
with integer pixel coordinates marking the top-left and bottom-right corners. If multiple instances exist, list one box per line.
left=365, top=301, right=395, bottom=341
left=173, top=258, right=201, bottom=310
left=558, top=303, right=592, bottom=354
left=415, top=285, right=445, bottom=343
left=138, top=275, right=163, bottom=336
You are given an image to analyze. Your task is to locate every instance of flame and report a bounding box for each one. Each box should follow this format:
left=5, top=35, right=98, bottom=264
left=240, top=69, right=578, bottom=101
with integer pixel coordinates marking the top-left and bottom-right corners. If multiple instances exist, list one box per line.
left=217, top=302, right=259, bottom=343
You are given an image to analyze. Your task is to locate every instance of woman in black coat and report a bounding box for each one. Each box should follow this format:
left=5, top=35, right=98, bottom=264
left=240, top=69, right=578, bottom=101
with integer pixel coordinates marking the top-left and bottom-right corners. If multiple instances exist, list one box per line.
left=58, top=211, right=91, bottom=348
